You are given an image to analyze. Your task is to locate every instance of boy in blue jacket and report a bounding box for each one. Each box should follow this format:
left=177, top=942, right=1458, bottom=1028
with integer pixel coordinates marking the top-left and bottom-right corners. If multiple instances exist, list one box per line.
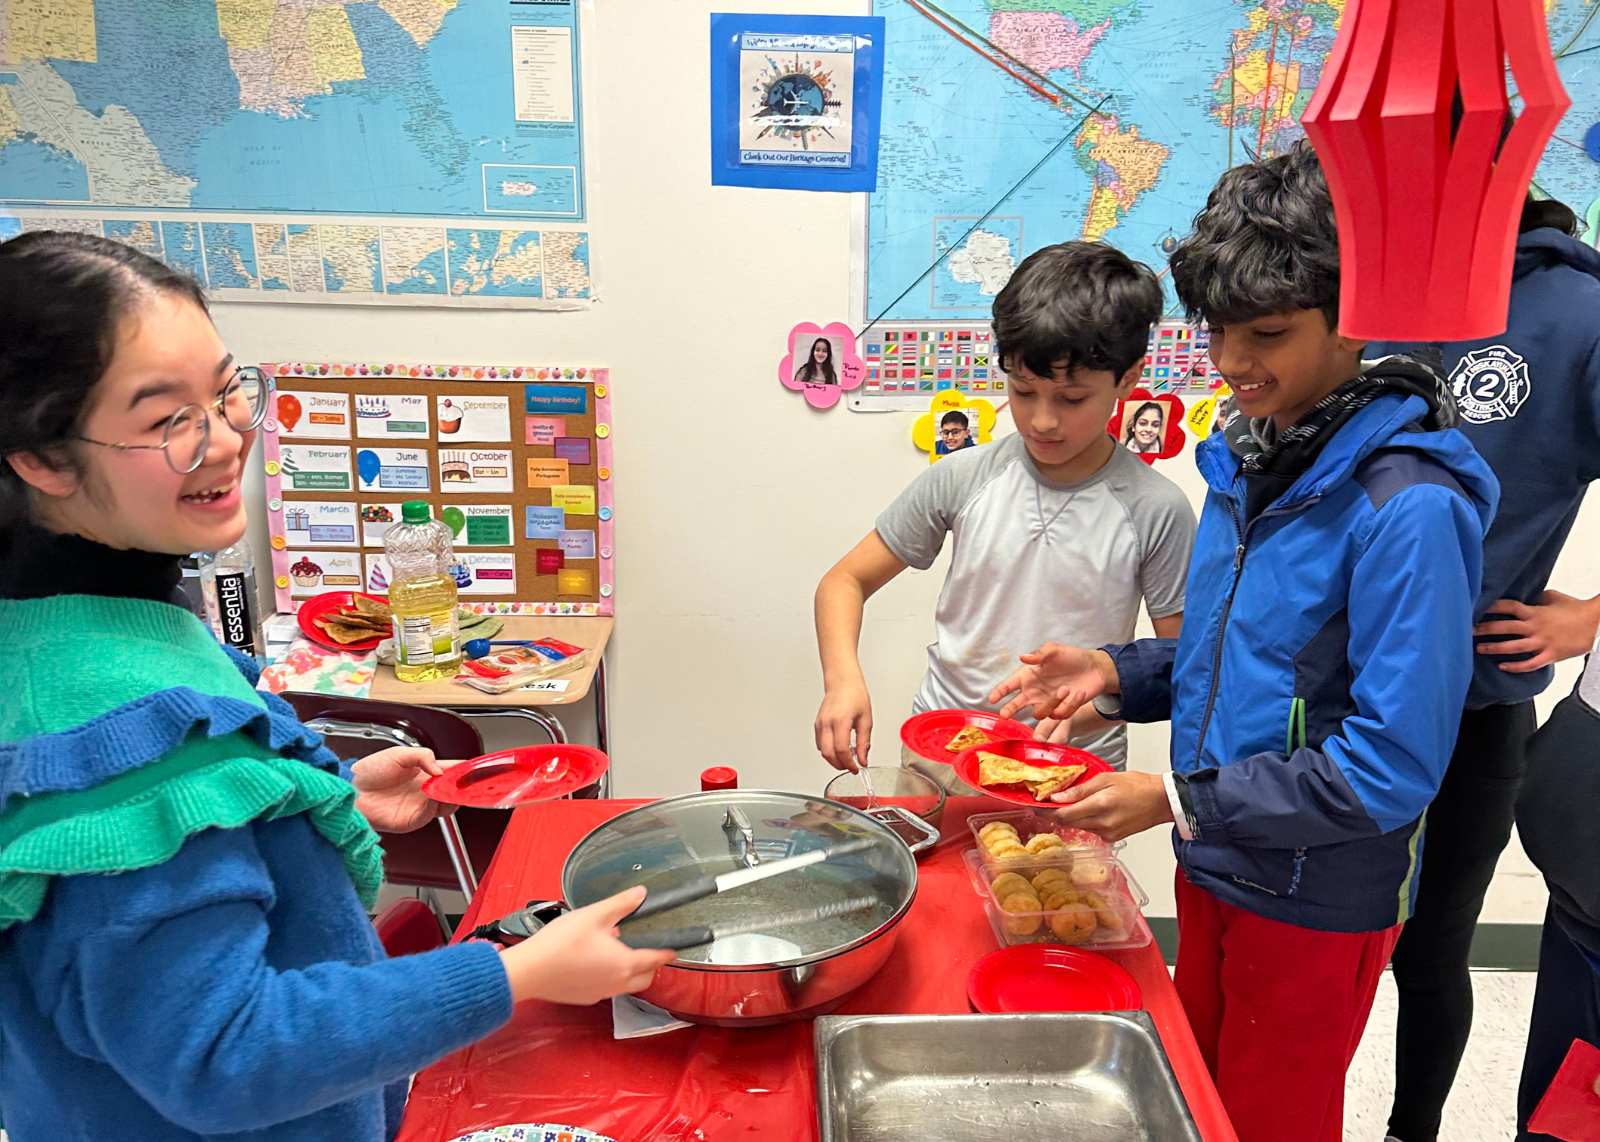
left=991, top=142, right=1499, bottom=1142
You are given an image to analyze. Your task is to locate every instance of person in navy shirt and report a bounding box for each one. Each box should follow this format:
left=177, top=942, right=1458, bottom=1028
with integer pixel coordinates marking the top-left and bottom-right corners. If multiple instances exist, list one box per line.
left=1368, top=196, right=1600, bottom=1142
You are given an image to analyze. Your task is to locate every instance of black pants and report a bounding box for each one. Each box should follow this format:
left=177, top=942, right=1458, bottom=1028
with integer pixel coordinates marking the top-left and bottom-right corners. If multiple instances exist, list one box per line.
left=1517, top=907, right=1600, bottom=1139
left=1387, top=700, right=1536, bottom=1142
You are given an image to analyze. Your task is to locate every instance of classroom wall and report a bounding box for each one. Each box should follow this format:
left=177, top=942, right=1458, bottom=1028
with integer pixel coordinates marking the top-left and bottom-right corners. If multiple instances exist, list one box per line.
left=223, top=0, right=1595, bottom=922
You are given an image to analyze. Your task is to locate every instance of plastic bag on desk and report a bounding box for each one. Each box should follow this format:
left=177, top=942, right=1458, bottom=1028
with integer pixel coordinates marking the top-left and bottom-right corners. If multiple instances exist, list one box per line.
left=455, top=640, right=589, bottom=694
left=396, top=1000, right=818, bottom=1142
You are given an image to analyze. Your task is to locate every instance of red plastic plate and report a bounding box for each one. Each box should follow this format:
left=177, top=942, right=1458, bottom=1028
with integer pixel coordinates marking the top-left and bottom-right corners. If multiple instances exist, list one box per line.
left=296, top=591, right=389, bottom=653
left=423, top=745, right=610, bottom=809
left=968, top=944, right=1141, bottom=1014
left=899, top=709, right=1033, bottom=762
left=953, top=738, right=1112, bottom=805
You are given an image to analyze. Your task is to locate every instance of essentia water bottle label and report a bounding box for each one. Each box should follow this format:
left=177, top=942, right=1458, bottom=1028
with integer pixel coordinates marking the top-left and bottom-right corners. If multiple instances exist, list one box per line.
left=215, top=571, right=257, bottom=654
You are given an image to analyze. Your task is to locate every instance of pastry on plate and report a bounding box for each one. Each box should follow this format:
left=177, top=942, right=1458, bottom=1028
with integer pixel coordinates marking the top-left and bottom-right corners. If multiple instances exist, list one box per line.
left=975, top=753, right=1087, bottom=800
left=946, top=725, right=994, bottom=753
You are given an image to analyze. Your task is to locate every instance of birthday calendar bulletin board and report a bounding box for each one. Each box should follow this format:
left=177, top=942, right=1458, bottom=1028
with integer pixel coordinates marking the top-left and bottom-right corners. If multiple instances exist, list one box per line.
left=260, top=362, right=614, bottom=617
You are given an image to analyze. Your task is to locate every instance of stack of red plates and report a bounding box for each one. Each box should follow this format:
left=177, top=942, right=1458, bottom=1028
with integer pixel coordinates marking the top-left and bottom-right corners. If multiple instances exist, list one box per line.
left=967, top=944, right=1142, bottom=1013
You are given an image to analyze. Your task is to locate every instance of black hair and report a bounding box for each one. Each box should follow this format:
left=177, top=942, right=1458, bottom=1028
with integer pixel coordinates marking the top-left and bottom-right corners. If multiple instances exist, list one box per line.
left=991, top=241, right=1162, bottom=380
left=940, top=410, right=969, bottom=428
left=1169, top=140, right=1340, bottom=328
left=794, top=336, right=838, bottom=385
left=0, top=230, right=208, bottom=533
left=1521, top=195, right=1581, bottom=237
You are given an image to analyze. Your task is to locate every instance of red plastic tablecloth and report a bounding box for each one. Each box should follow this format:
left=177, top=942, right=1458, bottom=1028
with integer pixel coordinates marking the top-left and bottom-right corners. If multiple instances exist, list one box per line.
left=397, top=797, right=1239, bottom=1142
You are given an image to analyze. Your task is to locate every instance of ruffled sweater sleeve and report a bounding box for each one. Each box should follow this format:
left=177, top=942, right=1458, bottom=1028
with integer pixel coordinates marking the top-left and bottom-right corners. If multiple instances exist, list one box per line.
left=15, top=819, right=512, bottom=1135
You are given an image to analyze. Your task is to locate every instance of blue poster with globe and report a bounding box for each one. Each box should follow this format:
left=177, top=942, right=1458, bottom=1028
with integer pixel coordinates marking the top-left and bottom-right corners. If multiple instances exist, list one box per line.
left=0, top=0, right=594, bottom=308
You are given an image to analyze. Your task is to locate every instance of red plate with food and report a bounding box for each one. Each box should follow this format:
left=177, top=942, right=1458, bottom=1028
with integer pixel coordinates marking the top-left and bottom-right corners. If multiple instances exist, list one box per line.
left=423, top=744, right=610, bottom=809
left=899, top=709, right=1034, bottom=762
left=968, top=944, right=1141, bottom=1013
left=953, top=738, right=1112, bottom=805
left=296, top=591, right=390, bottom=653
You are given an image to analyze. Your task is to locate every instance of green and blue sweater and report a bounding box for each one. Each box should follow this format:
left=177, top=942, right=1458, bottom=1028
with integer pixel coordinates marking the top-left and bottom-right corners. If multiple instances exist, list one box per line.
left=0, top=536, right=512, bottom=1142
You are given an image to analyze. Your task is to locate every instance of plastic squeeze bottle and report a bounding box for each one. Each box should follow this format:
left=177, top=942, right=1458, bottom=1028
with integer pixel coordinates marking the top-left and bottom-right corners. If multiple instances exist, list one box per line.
left=384, top=501, right=462, bottom=683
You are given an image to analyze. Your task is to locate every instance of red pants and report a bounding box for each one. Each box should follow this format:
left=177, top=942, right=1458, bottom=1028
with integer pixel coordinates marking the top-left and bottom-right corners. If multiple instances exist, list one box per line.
left=1174, top=870, right=1402, bottom=1142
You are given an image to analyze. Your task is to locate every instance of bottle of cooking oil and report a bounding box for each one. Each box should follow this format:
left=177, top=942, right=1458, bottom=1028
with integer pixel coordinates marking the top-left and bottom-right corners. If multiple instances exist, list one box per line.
left=385, top=501, right=462, bottom=683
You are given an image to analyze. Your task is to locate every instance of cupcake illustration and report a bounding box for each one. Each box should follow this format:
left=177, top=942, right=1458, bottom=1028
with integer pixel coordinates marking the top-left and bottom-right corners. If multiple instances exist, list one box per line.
left=439, top=399, right=463, bottom=434
left=290, top=557, right=324, bottom=588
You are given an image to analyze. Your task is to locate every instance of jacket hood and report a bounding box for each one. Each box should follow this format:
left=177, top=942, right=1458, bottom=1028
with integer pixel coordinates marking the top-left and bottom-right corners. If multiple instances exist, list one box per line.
left=1514, top=226, right=1600, bottom=284
left=1200, top=389, right=1498, bottom=536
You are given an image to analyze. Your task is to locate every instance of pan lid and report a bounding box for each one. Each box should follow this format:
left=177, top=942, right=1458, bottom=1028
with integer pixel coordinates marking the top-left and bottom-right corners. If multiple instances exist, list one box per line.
left=561, top=789, right=918, bottom=967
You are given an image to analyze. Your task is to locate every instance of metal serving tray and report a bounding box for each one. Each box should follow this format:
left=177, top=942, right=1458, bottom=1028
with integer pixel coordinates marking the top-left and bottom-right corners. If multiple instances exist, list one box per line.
left=814, top=1011, right=1203, bottom=1141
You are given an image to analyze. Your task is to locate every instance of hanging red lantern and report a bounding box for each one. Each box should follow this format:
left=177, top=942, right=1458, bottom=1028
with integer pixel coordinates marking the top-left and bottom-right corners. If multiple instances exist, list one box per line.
left=1301, top=0, right=1569, bottom=341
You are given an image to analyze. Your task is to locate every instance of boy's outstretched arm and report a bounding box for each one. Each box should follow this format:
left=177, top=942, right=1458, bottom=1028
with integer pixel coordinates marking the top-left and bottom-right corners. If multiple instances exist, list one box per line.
left=814, top=530, right=907, bottom=771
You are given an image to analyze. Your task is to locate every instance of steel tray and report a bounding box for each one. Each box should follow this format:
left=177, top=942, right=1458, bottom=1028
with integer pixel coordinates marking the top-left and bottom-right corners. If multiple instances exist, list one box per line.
left=814, top=1011, right=1202, bottom=1141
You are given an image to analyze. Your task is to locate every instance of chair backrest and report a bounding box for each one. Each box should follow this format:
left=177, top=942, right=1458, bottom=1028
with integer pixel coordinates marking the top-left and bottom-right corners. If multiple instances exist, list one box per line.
left=281, top=693, right=510, bottom=893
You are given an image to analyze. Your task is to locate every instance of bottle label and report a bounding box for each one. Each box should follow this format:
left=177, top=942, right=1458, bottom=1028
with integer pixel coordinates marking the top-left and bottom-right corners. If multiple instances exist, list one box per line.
left=214, top=571, right=256, bottom=654
left=394, top=611, right=459, bottom=665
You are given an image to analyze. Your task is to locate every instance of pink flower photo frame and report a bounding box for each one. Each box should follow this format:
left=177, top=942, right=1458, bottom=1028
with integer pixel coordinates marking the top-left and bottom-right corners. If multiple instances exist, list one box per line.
left=780, top=322, right=865, bottom=409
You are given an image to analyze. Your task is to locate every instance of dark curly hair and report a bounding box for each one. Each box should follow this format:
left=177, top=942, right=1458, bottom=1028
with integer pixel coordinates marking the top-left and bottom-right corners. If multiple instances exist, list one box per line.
left=1169, top=140, right=1340, bottom=329
left=992, top=241, right=1162, bottom=380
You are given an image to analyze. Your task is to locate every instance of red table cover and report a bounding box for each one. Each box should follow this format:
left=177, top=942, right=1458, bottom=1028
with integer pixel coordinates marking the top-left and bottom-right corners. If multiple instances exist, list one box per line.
left=397, top=797, right=1239, bottom=1142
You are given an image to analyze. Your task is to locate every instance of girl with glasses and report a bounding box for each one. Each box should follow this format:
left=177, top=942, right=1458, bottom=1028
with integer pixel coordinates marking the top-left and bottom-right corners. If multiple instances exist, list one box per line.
left=0, top=232, right=673, bottom=1142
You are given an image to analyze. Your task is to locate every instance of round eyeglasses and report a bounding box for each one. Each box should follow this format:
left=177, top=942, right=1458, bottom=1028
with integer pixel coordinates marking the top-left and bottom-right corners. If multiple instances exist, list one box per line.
left=78, top=366, right=272, bottom=475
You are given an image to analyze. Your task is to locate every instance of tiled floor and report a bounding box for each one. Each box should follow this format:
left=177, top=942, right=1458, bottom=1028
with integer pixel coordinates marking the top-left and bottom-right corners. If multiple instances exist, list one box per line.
left=1345, top=970, right=1538, bottom=1142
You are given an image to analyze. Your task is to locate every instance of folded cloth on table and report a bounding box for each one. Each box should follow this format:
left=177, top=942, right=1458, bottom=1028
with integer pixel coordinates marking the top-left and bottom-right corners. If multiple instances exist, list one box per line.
left=258, top=636, right=377, bottom=698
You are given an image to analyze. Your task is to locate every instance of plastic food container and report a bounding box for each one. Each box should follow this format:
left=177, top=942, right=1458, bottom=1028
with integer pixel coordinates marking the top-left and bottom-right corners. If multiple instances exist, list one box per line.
left=963, top=847, right=1152, bottom=951
left=967, top=809, right=1125, bottom=867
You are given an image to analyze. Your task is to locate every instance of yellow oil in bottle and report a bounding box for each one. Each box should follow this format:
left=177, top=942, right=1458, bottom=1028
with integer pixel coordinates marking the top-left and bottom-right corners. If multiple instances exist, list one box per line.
left=389, top=570, right=463, bottom=682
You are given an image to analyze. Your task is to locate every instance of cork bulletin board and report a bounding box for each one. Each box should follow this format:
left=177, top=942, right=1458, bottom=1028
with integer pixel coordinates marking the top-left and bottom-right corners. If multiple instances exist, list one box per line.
left=259, top=362, right=614, bottom=617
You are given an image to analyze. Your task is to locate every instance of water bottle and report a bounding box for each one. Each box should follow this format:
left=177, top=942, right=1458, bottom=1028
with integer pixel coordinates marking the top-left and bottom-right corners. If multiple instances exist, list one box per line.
left=199, top=539, right=260, bottom=656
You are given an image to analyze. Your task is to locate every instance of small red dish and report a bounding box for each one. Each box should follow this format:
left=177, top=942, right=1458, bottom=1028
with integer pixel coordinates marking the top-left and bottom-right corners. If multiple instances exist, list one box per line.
left=900, top=709, right=1033, bottom=762
left=952, top=738, right=1112, bottom=805
left=968, top=944, right=1141, bottom=1013
left=296, top=591, right=390, bottom=653
left=423, top=745, right=609, bottom=809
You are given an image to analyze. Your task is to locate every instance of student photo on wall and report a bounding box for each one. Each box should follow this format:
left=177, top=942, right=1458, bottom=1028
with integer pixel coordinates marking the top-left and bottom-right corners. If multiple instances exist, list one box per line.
left=935, top=409, right=975, bottom=455
left=793, top=335, right=840, bottom=385
left=1121, top=400, right=1165, bottom=454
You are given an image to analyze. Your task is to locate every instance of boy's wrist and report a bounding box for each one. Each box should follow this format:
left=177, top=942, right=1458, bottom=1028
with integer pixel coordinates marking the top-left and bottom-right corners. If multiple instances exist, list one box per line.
left=1092, top=649, right=1121, bottom=695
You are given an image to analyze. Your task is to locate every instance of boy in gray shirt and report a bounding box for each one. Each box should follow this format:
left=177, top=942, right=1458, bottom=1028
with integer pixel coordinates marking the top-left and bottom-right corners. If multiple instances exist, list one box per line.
left=814, top=242, right=1196, bottom=788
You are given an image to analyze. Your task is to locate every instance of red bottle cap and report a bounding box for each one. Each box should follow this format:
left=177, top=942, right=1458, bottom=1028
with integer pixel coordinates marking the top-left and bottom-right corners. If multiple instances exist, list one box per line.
left=700, top=767, right=738, bottom=791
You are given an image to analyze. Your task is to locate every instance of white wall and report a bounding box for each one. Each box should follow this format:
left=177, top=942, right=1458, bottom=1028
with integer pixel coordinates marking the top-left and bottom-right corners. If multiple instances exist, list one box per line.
left=223, top=0, right=1594, bottom=922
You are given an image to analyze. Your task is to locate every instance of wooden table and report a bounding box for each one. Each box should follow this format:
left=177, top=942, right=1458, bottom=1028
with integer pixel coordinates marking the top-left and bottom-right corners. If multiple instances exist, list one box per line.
left=397, top=797, right=1241, bottom=1142
left=370, top=616, right=614, bottom=788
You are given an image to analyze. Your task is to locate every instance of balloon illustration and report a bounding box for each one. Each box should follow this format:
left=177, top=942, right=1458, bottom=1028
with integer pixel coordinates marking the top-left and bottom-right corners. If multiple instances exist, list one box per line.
left=276, top=393, right=302, bottom=431
left=356, top=449, right=382, bottom=487
left=441, top=506, right=466, bottom=538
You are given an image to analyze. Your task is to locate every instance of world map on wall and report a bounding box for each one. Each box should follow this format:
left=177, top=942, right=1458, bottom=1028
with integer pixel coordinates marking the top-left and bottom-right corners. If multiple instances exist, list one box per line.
left=868, top=0, right=1600, bottom=321
left=0, top=0, right=591, bottom=306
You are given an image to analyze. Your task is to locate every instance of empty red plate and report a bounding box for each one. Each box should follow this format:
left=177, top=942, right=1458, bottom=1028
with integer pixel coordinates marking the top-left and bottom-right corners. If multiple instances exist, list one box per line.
left=423, top=745, right=609, bottom=809
left=296, top=591, right=389, bottom=653
left=900, top=709, right=1033, bottom=762
left=953, top=738, right=1112, bottom=805
left=968, top=944, right=1141, bottom=1014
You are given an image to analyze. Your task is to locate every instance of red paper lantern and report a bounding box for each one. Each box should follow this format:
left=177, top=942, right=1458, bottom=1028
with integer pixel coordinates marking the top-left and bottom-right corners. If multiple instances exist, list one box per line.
left=1301, top=0, right=1569, bottom=341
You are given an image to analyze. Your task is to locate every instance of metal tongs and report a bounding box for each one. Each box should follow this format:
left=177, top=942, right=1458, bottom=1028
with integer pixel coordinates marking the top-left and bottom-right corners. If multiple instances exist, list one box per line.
left=618, top=896, right=877, bottom=950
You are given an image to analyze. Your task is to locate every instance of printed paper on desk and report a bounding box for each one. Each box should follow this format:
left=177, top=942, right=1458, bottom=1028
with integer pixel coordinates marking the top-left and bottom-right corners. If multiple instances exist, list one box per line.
left=281, top=500, right=358, bottom=546
left=519, top=678, right=572, bottom=693
left=527, top=458, right=571, bottom=487
left=438, top=449, right=513, bottom=493
left=526, top=505, right=566, bottom=539
left=355, top=394, right=429, bottom=439
left=437, top=395, right=511, bottom=442
left=276, top=391, right=351, bottom=439
left=279, top=445, right=353, bottom=492
left=356, top=447, right=430, bottom=492
left=525, top=416, right=566, bottom=445
left=550, top=484, right=595, bottom=514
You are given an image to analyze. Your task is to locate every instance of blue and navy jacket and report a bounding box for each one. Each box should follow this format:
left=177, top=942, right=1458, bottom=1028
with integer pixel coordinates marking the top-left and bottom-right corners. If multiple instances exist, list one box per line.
left=1111, top=391, right=1498, bottom=932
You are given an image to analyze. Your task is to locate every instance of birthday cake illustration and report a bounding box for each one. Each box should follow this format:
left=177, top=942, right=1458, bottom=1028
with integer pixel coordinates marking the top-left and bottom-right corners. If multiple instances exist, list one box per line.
left=439, top=451, right=471, bottom=483
left=355, top=396, right=390, bottom=419
left=449, top=562, right=472, bottom=588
